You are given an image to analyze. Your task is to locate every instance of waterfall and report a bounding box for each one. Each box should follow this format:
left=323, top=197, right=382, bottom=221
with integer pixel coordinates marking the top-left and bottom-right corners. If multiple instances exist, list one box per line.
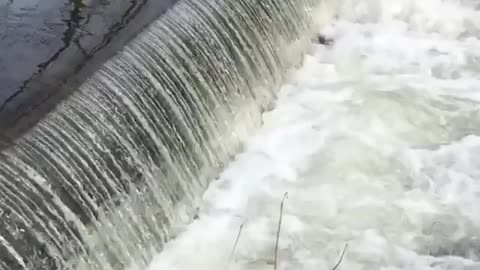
left=0, top=0, right=336, bottom=269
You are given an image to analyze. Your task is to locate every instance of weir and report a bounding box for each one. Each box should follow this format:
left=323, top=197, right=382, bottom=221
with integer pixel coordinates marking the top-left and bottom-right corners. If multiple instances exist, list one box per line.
left=0, top=0, right=336, bottom=269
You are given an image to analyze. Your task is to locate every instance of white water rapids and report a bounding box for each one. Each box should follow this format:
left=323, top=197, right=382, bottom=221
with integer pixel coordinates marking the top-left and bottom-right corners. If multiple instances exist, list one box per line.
left=146, top=1, right=480, bottom=269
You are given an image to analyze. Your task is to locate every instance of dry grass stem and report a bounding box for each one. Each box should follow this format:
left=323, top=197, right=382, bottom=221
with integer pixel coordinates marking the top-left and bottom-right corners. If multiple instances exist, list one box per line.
left=226, top=221, right=246, bottom=270
left=331, top=243, right=349, bottom=270
left=274, top=192, right=288, bottom=270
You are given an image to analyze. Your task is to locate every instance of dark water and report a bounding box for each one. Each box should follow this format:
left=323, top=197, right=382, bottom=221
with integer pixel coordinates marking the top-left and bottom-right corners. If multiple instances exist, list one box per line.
left=0, top=0, right=177, bottom=140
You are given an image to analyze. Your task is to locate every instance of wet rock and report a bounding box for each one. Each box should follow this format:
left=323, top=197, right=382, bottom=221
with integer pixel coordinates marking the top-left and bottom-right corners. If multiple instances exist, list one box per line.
left=316, top=34, right=334, bottom=46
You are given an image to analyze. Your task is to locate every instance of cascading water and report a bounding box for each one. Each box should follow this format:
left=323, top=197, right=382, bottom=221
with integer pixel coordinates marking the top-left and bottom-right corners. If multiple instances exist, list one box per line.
left=0, top=0, right=336, bottom=269
left=143, top=1, right=480, bottom=270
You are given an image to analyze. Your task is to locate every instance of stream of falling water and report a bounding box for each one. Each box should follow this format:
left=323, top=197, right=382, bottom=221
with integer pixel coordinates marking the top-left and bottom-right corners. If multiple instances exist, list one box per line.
left=146, top=1, right=480, bottom=270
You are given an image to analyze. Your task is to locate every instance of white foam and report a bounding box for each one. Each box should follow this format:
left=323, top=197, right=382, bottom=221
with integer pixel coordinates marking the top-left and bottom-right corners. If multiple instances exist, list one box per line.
left=146, top=1, right=480, bottom=269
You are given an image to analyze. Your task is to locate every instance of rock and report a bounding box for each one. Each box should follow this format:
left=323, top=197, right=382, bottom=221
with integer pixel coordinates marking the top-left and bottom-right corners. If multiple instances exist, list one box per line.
left=317, top=34, right=334, bottom=46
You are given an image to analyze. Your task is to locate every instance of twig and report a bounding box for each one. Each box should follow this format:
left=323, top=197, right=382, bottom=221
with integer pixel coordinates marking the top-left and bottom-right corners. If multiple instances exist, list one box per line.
left=226, top=221, right=246, bottom=270
left=331, top=243, right=349, bottom=270
left=274, top=192, right=288, bottom=270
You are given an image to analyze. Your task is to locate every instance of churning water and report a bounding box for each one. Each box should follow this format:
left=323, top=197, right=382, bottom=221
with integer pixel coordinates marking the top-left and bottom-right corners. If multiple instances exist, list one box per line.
left=145, top=1, right=480, bottom=270
left=0, top=0, right=336, bottom=269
